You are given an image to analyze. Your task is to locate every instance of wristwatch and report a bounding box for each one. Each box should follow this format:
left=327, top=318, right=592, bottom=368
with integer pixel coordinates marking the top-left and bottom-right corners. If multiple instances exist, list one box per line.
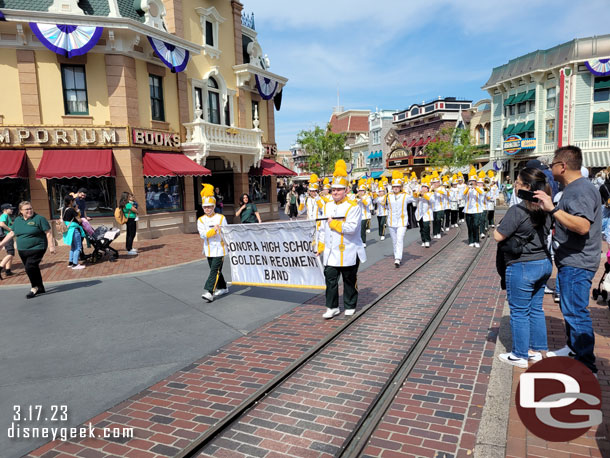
left=549, top=205, right=560, bottom=216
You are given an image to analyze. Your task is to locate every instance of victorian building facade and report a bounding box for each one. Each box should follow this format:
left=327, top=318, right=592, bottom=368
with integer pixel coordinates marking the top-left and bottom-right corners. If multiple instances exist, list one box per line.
left=0, top=0, right=287, bottom=241
left=483, top=34, right=610, bottom=180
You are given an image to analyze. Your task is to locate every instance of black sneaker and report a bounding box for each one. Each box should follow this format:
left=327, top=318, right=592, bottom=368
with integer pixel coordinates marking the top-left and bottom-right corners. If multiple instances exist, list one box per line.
left=4, top=269, right=13, bottom=276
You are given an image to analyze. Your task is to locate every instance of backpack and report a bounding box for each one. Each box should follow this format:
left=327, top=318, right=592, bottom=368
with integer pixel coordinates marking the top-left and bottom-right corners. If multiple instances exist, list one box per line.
left=114, top=207, right=127, bottom=225
left=55, top=207, right=69, bottom=234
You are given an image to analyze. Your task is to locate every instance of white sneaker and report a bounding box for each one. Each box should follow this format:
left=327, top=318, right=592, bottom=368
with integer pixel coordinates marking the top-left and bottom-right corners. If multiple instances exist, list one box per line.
left=421, top=242, right=426, bottom=247
left=498, top=353, right=528, bottom=368
left=491, top=224, right=495, bottom=227
left=481, top=233, right=486, bottom=239
left=127, top=249, right=138, bottom=255
left=474, top=243, right=480, bottom=248
left=380, top=236, right=385, bottom=241
left=424, top=242, right=430, bottom=247
left=394, top=261, right=400, bottom=268
left=323, top=308, right=340, bottom=319
left=344, top=309, right=355, bottom=316
left=544, top=286, right=553, bottom=294
left=214, top=288, right=229, bottom=297
left=363, top=243, right=367, bottom=247
left=72, top=264, right=85, bottom=270
left=201, top=291, right=214, bottom=302
left=366, top=229, right=371, bottom=234
left=528, top=351, right=543, bottom=362
left=469, top=243, right=474, bottom=247
left=547, top=345, right=576, bottom=358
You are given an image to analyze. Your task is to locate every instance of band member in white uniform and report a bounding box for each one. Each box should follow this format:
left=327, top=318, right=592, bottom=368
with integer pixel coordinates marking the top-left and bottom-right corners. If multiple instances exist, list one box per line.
left=387, top=171, right=413, bottom=268
left=449, top=175, right=460, bottom=227
left=356, top=179, right=372, bottom=247
left=197, top=184, right=229, bottom=302
left=457, top=174, right=466, bottom=222
left=430, top=172, right=445, bottom=239
left=305, top=174, right=324, bottom=221
left=375, top=180, right=389, bottom=241
left=414, top=177, right=433, bottom=247
left=464, top=167, right=484, bottom=247
left=317, top=160, right=366, bottom=319
left=486, top=170, right=498, bottom=228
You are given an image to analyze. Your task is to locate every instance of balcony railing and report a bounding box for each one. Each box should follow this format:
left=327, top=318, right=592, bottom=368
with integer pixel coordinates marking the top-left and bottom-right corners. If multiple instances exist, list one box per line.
left=242, top=12, right=255, bottom=30
left=182, top=120, right=264, bottom=168
left=573, top=139, right=609, bottom=150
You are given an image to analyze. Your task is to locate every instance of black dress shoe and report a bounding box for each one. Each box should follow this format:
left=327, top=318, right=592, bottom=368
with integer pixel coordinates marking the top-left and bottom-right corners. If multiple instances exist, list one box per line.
left=26, top=287, right=44, bottom=299
left=4, top=269, right=13, bottom=276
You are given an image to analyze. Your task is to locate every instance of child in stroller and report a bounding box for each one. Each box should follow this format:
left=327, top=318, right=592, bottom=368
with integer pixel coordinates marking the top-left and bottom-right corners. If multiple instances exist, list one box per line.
left=592, top=252, right=610, bottom=307
left=83, top=225, right=121, bottom=263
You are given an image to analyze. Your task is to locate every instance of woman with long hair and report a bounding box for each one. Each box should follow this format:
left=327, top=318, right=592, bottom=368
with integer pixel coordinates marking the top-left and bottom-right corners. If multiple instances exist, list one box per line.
left=62, top=194, right=86, bottom=269
left=119, top=192, right=138, bottom=254
left=0, top=201, right=55, bottom=298
left=494, top=167, right=553, bottom=368
left=235, top=193, right=262, bottom=224
left=286, top=185, right=299, bottom=221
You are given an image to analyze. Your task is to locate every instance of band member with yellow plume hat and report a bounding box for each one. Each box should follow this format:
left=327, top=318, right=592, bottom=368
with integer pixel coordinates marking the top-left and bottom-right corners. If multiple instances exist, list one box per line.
left=414, top=175, right=433, bottom=247
left=429, top=171, right=445, bottom=239
left=356, top=178, right=372, bottom=246
left=197, top=184, right=229, bottom=302
left=303, top=173, right=324, bottom=221
left=448, top=174, right=460, bottom=227
left=486, top=170, right=498, bottom=228
left=317, top=159, right=366, bottom=319
left=387, top=170, right=414, bottom=267
left=463, top=166, right=484, bottom=247
left=375, top=177, right=389, bottom=240
left=320, top=177, right=331, bottom=202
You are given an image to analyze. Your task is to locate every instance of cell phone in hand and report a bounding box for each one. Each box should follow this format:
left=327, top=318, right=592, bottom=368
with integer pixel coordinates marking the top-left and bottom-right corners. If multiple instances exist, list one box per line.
left=517, top=189, right=539, bottom=202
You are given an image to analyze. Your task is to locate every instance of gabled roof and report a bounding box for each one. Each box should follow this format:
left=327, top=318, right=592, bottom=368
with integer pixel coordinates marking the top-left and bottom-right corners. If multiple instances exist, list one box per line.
left=1, top=0, right=144, bottom=23
left=329, top=109, right=370, bottom=134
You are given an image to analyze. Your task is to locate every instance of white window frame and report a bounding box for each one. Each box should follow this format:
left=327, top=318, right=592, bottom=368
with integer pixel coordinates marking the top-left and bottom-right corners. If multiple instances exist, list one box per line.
left=196, top=6, right=226, bottom=60
left=545, top=119, right=555, bottom=143
left=547, top=87, right=556, bottom=110
left=191, top=68, right=234, bottom=126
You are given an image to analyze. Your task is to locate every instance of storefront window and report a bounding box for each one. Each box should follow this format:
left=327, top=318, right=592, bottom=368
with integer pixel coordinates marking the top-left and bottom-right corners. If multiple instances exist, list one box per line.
left=48, top=177, right=115, bottom=219
left=0, top=178, right=30, bottom=207
left=249, top=176, right=270, bottom=203
left=145, top=176, right=184, bottom=213
left=593, top=123, right=609, bottom=139
left=545, top=119, right=555, bottom=143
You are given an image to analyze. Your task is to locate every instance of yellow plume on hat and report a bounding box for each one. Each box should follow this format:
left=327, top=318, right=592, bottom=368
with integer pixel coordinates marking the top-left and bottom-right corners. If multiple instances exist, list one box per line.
left=309, top=173, right=319, bottom=183
left=468, top=166, right=477, bottom=181
left=487, top=170, right=495, bottom=178
left=201, top=183, right=216, bottom=206
left=477, top=169, right=486, bottom=180
left=322, top=177, right=330, bottom=189
left=332, top=159, right=349, bottom=188
left=308, top=173, right=320, bottom=190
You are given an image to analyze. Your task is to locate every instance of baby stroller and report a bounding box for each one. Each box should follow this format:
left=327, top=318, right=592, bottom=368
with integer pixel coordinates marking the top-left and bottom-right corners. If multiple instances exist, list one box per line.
left=85, top=225, right=120, bottom=263
left=592, top=261, right=610, bottom=308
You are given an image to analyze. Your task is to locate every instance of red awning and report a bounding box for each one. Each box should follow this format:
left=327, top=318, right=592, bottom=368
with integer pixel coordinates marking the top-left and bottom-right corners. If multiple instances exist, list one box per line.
left=249, top=159, right=297, bottom=176
left=414, top=138, right=425, bottom=147
left=407, top=139, right=417, bottom=148
left=422, top=137, right=432, bottom=146
left=143, top=152, right=211, bottom=177
left=0, top=150, right=28, bottom=179
left=36, top=149, right=115, bottom=179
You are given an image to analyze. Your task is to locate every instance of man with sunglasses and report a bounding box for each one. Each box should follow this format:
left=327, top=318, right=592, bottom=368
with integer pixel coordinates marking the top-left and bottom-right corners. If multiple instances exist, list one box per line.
left=534, top=146, right=601, bottom=375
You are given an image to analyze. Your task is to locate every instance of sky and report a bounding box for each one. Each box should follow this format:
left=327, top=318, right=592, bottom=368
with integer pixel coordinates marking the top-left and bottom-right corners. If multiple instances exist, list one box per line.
left=243, top=0, right=610, bottom=151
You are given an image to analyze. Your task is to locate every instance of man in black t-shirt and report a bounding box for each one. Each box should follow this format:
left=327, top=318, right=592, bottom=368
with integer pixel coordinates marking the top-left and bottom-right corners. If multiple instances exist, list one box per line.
left=74, top=188, right=89, bottom=220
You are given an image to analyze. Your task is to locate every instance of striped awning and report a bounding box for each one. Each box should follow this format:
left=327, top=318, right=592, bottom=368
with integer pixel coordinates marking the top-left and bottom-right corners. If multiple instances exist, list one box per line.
left=583, top=150, right=610, bottom=168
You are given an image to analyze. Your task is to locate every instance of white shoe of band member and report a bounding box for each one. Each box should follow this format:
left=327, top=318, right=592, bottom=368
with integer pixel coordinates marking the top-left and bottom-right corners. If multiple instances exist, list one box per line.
left=323, top=308, right=340, bottom=319
left=481, top=233, right=486, bottom=238
left=380, top=236, right=385, bottom=241
left=394, top=260, right=400, bottom=268
left=498, top=352, right=528, bottom=368
left=344, top=309, right=355, bottom=316
left=547, top=345, right=576, bottom=357
left=214, top=288, right=229, bottom=297
left=127, top=249, right=138, bottom=255
left=201, top=291, right=214, bottom=302
left=425, top=242, right=430, bottom=247
left=366, top=229, right=371, bottom=233
left=421, top=242, right=426, bottom=247
left=363, top=243, right=367, bottom=247
left=469, top=243, right=474, bottom=247
left=475, top=243, right=480, bottom=248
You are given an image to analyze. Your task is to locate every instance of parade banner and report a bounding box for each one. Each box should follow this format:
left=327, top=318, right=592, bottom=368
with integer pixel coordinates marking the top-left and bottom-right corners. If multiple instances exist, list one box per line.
left=222, top=221, right=325, bottom=290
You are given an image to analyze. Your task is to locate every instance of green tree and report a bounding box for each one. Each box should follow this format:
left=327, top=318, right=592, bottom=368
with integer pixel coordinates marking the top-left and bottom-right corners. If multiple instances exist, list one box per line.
left=425, top=127, right=484, bottom=170
left=297, top=123, right=349, bottom=177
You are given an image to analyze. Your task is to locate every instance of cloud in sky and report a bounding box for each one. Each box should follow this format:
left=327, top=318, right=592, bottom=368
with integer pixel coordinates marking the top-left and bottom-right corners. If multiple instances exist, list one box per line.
left=242, top=0, right=610, bottom=150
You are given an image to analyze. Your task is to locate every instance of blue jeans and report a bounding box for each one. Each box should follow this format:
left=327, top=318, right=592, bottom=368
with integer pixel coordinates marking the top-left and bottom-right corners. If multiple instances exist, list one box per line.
left=506, top=258, right=553, bottom=359
left=557, top=266, right=597, bottom=372
left=70, top=230, right=82, bottom=265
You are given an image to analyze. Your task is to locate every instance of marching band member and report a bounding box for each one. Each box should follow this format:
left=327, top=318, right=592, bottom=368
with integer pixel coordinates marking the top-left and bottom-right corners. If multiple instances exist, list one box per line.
left=356, top=179, right=372, bottom=247
left=442, top=175, right=451, bottom=231
left=305, top=174, right=324, bottom=221
left=486, top=170, right=498, bottom=227
left=414, top=177, right=433, bottom=247
left=317, top=160, right=366, bottom=319
left=375, top=180, right=389, bottom=241
left=477, top=170, right=488, bottom=238
left=198, top=184, right=229, bottom=302
left=407, top=172, right=419, bottom=229
left=430, top=172, right=445, bottom=239
left=449, top=175, right=460, bottom=228
left=457, top=174, right=466, bottom=222
left=387, top=171, right=413, bottom=268
left=464, top=167, right=484, bottom=247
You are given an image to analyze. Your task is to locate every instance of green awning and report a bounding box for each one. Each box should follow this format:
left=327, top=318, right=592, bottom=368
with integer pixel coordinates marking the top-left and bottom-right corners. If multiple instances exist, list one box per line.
left=513, top=122, right=526, bottom=134
left=594, top=78, right=610, bottom=90
left=503, top=124, right=515, bottom=136
left=513, top=92, right=527, bottom=104
left=522, top=120, right=535, bottom=132
left=524, top=90, right=536, bottom=101
left=503, top=95, right=516, bottom=106
left=593, top=112, right=610, bottom=124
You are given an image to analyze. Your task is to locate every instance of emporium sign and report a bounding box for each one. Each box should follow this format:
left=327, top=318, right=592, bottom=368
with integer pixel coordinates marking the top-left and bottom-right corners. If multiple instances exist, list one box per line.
left=0, top=126, right=129, bottom=148
left=503, top=135, right=537, bottom=156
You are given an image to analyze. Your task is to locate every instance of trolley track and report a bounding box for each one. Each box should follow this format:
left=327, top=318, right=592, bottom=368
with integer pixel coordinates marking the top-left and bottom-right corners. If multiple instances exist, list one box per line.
left=177, top=225, right=484, bottom=458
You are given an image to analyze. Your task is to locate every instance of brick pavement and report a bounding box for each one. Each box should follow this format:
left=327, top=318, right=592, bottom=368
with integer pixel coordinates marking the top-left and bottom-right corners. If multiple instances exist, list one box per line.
left=504, top=261, right=610, bottom=458
left=0, top=233, right=205, bottom=287
left=26, top=227, right=458, bottom=457
left=197, top=228, right=479, bottom=457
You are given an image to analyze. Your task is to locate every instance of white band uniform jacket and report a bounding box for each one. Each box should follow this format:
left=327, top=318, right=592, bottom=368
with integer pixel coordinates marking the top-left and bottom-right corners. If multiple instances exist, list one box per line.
left=431, top=188, right=446, bottom=212
left=463, top=187, right=485, bottom=214
left=486, top=185, right=498, bottom=211
left=415, top=192, right=434, bottom=222
left=387, top=192, right=413, bottom=228
left=457, top=183, right=467, bottom=207
left=449, top=187, right=460, bottom=211
left=318, top=198, right=366, bottom=267
left=375, top=195, right=389, bottom=217
left=306, top=195, right=324, bottom=221
left=359, top=194, right=372, bottom=220
left=197, top=213, right=228, bottom=257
